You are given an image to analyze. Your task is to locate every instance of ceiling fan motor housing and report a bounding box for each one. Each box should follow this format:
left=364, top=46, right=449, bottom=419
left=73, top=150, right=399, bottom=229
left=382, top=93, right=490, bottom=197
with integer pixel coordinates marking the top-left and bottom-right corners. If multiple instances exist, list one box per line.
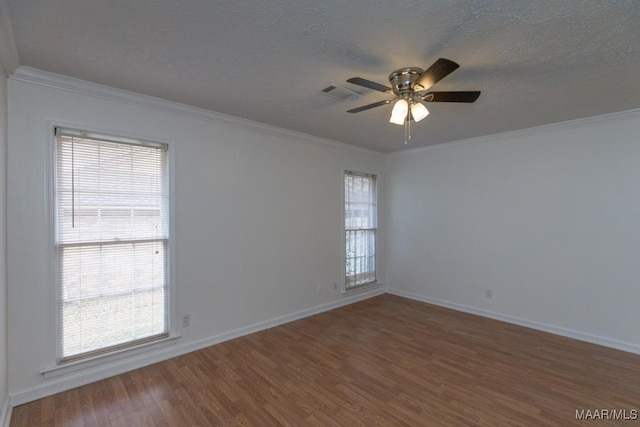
left=389, top=67, right=424, bottom=96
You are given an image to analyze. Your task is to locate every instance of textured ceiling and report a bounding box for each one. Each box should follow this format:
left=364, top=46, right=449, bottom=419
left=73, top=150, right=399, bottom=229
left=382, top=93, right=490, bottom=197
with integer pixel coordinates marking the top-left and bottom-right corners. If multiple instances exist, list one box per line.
left=7, top=0, right=640, bottom=152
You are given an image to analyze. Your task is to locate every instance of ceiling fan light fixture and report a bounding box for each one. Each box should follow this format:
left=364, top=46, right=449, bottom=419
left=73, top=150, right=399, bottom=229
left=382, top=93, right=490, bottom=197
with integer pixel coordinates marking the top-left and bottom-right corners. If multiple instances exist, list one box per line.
left=410, top=102, right=429, bottom=122
left=346, top=58, right=480, bottom=143
left=389, top=99, right=408, bottom=125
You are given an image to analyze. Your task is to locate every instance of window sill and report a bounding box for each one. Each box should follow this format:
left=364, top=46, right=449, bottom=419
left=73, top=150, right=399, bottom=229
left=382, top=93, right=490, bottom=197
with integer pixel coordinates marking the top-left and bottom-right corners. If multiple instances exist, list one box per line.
left=342, top=281, right=382, bottom=294
left=40, top=332, right=181, bottom=379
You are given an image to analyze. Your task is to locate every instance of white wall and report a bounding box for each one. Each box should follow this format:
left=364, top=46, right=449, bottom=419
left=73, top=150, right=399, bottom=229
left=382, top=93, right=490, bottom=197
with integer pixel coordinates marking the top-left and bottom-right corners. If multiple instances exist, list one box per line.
left=0, top=66, right=8, bottom=418
left=6, top=69, right=384, bottom=402
left=0, top=2, right=20, bottom=417
left=385, top=110, right=640, bottom=352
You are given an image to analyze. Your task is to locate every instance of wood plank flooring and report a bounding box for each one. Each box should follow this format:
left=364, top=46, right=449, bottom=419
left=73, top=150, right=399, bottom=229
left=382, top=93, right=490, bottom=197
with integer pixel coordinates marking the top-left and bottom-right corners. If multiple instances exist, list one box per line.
left=11, top=294, right=640, bottom=426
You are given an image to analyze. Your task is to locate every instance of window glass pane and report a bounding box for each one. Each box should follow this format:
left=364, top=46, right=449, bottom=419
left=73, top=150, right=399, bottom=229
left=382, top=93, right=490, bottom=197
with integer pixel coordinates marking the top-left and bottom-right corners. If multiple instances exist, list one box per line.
left=344, top=174, right=376, bottom=230
left=344, top=172, right=376, bottom=289
left=55, top=130, right=169, bottom=362
left=56, top=136, right=168, bottom=244
left=345, top=230, right=376, bottom=288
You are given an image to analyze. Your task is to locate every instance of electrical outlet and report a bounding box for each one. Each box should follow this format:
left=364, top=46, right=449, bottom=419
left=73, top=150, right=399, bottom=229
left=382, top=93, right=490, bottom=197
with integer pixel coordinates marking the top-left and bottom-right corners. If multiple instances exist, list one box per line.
left=485, top=289, right=493, bottom=299
left=332, top=282, right=338, bottom=290
left=317, top=284, right=322, bottom=294
left=182, top=315, right=191, bottom=327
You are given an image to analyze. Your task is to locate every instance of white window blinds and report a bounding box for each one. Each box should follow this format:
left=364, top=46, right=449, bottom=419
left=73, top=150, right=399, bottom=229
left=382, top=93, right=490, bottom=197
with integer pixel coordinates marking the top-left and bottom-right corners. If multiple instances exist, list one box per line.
left=55, top=128, right=169, bottom=362
left=344, top=171, right=377, bottom=289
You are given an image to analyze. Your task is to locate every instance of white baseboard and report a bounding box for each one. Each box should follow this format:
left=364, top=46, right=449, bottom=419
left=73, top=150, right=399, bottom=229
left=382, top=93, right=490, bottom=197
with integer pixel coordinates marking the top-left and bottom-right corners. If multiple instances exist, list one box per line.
left=0, top=398, right=11, bottom=427
left=388, top=288, right=640, bottom=356
left=10, top=286, right=385, bottom=406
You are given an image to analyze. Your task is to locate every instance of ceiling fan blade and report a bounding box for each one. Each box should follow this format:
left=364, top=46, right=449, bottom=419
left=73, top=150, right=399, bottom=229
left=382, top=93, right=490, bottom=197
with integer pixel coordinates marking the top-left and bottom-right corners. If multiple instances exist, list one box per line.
left=347, top=99, right=393, bottom=113
left=347, top=77, right=392, bottom=93
left=422, top=91, right=481, bottom=103
left=414, top=58, right=460, bottom=91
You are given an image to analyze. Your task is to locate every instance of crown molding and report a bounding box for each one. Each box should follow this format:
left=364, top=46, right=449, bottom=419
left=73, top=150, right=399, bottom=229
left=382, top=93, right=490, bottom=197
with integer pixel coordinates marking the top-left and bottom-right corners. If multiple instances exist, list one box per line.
left=388, top=107, right=640, bottom=157
left=0, top=0, right=20, bottom=76
left=10, top=66, right=383, bottom=155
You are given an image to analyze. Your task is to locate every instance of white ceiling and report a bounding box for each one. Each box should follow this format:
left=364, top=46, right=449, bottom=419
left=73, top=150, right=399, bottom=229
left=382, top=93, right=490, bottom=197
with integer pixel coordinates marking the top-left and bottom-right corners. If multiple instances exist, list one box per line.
left=6, top=0, right=640, bottom=152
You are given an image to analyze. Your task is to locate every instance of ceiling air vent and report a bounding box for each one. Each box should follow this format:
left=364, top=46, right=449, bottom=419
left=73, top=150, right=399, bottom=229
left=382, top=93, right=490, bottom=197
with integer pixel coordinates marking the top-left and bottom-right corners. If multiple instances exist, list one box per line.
left=320, top=83, right=360, bottom=101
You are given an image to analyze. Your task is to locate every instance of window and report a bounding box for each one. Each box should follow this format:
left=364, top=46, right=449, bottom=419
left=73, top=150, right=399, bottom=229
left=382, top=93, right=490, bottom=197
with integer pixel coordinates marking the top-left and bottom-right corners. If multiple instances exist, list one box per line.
left=344, top=171, right=377, bottom=290
left=54, top=128, right=169, bottom=363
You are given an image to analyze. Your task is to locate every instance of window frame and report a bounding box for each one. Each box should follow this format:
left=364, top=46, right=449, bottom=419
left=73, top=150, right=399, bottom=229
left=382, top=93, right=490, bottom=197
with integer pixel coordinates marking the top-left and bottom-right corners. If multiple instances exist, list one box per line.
left=45, top=122, right=178, bottom=372
left=343, top=169, right=378, bottom=292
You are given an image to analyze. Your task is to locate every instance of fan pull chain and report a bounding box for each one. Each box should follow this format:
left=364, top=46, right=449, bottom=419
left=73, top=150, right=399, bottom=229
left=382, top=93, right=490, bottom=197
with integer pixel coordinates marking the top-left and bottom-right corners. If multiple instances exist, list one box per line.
left=404, top=115, right=411, bottom=144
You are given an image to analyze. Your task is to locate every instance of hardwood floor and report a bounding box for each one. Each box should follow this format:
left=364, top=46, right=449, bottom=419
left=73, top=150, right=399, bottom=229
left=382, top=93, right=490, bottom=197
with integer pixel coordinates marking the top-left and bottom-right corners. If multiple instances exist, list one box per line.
left=11, top=294, right=640, bottom=426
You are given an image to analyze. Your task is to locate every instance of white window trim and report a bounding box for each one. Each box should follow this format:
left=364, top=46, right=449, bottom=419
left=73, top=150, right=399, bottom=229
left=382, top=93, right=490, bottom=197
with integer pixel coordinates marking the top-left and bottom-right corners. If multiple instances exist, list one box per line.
left=44, top=120, right=179, bottom=372
left=40, top=333, right=181, bottom=378
left=342, top=168, right=381, bottom=294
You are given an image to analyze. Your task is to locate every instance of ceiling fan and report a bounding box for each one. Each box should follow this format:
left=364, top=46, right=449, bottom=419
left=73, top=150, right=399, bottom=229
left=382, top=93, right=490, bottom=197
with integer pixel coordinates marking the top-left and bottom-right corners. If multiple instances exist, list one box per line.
left=346, top=58, right=480, bottom=141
